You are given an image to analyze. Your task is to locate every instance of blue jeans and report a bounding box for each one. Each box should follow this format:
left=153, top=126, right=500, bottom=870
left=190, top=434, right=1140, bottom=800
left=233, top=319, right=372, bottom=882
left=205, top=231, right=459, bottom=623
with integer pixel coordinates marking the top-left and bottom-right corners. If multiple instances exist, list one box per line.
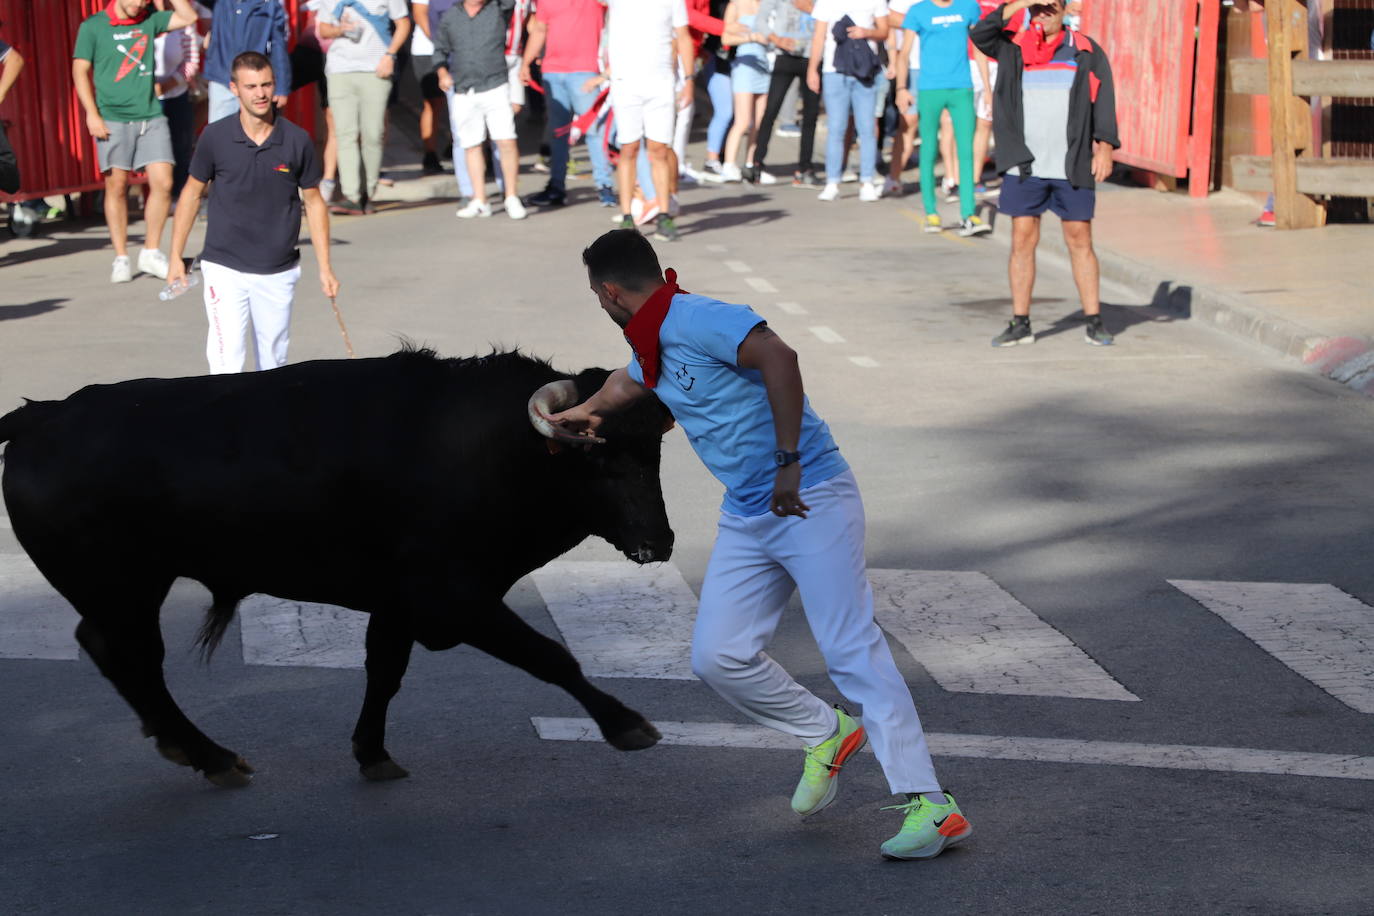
left=543, top=70, right=613, bottom=192
left=705, top=56, right=733, bottom=156
left=208, top=81, right=240, bottom=123
left=822, top=72, right=877, bottom=184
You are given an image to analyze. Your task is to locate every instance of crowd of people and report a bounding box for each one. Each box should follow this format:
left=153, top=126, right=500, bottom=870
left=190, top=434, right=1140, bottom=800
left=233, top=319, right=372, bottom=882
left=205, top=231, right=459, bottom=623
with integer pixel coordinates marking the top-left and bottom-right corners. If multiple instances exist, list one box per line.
left=0, top=0, right=1117, bottom=370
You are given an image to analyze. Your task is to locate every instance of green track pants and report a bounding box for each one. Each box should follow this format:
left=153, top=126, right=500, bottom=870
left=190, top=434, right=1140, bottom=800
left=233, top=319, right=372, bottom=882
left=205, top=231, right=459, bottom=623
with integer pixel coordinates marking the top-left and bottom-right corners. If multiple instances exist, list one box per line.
left=918, top=88, right=976, bottom=220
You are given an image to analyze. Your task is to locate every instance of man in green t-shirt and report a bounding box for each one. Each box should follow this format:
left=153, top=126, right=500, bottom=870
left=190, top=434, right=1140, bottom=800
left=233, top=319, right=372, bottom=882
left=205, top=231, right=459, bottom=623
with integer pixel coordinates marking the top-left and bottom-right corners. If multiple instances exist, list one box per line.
left=73, top=0, right=198, bottom=284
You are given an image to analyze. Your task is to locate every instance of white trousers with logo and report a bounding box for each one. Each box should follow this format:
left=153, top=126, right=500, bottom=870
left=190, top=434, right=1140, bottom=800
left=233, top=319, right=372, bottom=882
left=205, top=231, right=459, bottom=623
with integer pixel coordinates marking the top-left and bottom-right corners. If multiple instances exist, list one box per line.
left=201, top=260, right=301, bottom=374
left=691, top=469, right=941, bottom=794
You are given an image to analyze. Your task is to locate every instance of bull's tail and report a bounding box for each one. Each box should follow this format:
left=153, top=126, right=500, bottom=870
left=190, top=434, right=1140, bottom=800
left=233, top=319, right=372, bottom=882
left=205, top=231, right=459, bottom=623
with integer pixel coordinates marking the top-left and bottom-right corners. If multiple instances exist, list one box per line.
left=195, top=592, right=243, bottom=662
left=0, top=399, right=59, bottom=446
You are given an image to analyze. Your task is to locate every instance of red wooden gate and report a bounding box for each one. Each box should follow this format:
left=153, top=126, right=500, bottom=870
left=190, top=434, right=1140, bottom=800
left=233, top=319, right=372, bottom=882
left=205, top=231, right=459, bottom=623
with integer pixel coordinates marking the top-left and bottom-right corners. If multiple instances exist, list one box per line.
left=1082, top=0, right=1221, bottom=197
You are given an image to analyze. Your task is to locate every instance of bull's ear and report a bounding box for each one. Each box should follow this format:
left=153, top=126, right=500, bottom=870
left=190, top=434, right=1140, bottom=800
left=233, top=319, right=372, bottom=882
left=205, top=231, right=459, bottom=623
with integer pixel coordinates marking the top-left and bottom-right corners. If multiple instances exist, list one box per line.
left=662, top=417, right=676, bottom=434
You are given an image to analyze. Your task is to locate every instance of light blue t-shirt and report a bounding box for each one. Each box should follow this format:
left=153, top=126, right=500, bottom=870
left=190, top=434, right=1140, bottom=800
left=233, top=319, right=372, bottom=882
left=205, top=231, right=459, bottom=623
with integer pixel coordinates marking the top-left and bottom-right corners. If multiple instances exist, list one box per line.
left=902, top=0, right=980, bottom=90
left=626, top=294, right=849, bottom=517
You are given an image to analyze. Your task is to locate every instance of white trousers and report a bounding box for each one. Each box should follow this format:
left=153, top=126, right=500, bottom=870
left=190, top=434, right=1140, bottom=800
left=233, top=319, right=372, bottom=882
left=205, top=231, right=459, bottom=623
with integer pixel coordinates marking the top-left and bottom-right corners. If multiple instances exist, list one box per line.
left=201, top=260, right=301, bottom=374
left=691, top=470, right=940, bottom=794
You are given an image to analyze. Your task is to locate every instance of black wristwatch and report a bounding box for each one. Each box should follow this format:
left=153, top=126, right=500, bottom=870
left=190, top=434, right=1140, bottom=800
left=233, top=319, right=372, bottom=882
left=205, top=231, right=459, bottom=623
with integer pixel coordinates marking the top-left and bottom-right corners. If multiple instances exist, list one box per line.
left=774, top=449, right=802, bottom=468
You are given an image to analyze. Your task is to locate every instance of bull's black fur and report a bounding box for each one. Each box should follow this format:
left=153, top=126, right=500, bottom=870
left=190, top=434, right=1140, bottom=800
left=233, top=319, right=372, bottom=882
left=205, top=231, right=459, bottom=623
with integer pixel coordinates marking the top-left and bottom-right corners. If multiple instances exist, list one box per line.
left=0, top=349, right=673, bottom=785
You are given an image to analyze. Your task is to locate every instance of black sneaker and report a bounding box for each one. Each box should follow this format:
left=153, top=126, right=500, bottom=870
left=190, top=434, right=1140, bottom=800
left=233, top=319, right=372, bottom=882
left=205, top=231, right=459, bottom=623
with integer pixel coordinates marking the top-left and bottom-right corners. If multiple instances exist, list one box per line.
left=652, top=215, right=680, bottom=242
left=526, top=186, right=567, bottom=207
left=330, top=198, right=365, bottom=216
left=1084, top=315, right=1114, bottom=346
left=742, top=164, right=758, bottom=184
left=618, top=214, right=636, bottom=231
left=422, top=151, right=444, bottom=174
left=991, top=317, right=1035, bottom=347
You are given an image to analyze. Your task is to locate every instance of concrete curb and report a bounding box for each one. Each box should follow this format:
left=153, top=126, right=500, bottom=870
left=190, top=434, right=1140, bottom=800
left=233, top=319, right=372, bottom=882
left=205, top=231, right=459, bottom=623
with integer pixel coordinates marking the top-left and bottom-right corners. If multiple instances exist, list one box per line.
left=987, top=208, right=1374, bottom=398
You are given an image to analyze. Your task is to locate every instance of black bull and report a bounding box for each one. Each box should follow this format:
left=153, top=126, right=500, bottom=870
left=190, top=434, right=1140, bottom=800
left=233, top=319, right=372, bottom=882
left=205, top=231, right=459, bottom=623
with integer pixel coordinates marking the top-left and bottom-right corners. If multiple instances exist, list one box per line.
left=0, top=349, right=673, bottom=786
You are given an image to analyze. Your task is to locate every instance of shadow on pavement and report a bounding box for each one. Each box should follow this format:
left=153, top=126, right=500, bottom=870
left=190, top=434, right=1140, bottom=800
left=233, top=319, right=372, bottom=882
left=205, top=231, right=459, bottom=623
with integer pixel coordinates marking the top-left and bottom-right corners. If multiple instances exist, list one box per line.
left=0, top=236, right=110, bottom=269
left=0, top=299, right=67, bottom=322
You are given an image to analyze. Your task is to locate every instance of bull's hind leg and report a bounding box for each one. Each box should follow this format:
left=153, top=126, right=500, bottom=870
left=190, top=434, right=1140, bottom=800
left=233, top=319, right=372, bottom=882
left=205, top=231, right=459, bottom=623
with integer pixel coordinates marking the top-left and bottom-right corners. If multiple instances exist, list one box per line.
left=351, top=614, right=414, bottom=781
left=73, top=608, right=254, bottom=788
left=461, top=602, right=660, bottom=751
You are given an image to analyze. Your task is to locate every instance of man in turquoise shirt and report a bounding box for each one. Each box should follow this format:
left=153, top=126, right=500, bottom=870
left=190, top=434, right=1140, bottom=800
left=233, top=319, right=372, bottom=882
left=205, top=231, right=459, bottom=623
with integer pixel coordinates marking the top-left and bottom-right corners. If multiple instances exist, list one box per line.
left=548, top=229, right=974, bottom=860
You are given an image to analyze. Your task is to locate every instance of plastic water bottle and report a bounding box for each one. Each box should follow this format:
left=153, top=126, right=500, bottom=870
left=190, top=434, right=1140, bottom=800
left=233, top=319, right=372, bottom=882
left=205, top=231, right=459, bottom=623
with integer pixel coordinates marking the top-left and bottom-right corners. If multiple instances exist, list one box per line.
left=159, top=270, right=201, bottom=301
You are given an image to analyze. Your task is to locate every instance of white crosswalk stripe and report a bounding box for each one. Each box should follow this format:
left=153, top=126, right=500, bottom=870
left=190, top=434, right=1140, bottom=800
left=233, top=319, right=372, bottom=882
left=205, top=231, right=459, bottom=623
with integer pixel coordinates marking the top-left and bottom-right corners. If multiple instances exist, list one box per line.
left=1170, top=579, right=1374, bottom=714
left=0, top=554, right=80, bottom=660
left=869, top=569, right=1139, bottom=701
left=530, top=560, right=698, bottom=679
left=532, top=717, right=1374, bottom=781
left=238, top=596, right=369, bottom=669
left=0, top=552, right=1367, bottom=724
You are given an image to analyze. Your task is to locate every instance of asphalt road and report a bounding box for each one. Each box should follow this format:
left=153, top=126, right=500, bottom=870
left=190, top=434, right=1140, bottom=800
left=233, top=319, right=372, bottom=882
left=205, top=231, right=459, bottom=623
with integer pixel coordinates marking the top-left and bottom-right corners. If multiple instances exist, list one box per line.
left=2, top=157, right=1372, bottom=916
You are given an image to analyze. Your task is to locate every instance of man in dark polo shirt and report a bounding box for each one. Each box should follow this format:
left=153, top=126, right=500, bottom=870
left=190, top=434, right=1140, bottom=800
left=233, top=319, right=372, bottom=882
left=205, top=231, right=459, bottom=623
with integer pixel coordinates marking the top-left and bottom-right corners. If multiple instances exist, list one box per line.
left=167, top=51, right=339, bottom=374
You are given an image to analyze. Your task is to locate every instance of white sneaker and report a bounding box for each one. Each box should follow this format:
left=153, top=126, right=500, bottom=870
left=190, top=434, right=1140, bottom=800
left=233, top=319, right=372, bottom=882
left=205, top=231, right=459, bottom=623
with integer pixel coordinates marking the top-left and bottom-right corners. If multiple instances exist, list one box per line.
left=111, top=255, right=133, bottom=283
left=138, top=247, right=169, bottom=280
left=840, top=169, right=858, bottom=183
left=456, top=199, right=493, bottom=219
left=720, top=163, right=743, bottom=183
left=817, top=182, right=839, bottom=202
left=504, top=195, right=527, bottom=220
left=859, top=181, right=880, bottom=202
left=756, top=169, right=778, bottom=185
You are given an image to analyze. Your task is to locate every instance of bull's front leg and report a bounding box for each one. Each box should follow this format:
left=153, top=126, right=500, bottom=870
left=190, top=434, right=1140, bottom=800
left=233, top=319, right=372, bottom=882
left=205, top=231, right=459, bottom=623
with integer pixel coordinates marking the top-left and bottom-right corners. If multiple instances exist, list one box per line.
left=351, top=612, right=415, bottom=781
left=463, top=602, right=661, bottom=751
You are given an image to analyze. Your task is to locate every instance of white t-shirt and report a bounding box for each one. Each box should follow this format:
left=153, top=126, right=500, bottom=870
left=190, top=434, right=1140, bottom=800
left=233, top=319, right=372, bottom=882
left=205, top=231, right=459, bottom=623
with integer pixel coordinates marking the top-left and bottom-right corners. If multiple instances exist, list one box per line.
left=811, top=0, right=890, bottom=74
left=604, top=0, right=688, bottom=80
left=320, top=0, right=409, bottom=74
left=887, top=0, right=920, bottom=59
left=410, top=2, right=436, bottom=56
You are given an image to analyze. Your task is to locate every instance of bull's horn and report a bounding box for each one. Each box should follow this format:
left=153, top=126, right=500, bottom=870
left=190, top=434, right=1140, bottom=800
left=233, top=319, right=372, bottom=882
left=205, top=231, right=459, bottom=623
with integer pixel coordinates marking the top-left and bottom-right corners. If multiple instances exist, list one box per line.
left=527, top=380, right=606, bottom=444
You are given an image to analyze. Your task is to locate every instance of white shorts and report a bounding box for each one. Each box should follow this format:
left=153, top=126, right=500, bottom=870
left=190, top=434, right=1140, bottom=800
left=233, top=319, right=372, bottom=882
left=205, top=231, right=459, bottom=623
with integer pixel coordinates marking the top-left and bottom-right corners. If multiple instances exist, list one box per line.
left=506, top=53, right=525, bottom=107
left=201, top=260, right=302, bottom=374
left=610, top=74, right=676, bottom=146
left=973, top=59, right=998, bottom=121
left=452, top=84, right=517, bottom=149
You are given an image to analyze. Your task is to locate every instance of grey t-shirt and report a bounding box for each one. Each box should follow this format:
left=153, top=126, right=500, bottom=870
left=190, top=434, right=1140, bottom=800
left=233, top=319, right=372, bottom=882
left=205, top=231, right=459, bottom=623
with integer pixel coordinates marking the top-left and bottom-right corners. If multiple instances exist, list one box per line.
left=433, top=0, right=514, bottom=93
left=1015, top=40, right=1076, bottom=181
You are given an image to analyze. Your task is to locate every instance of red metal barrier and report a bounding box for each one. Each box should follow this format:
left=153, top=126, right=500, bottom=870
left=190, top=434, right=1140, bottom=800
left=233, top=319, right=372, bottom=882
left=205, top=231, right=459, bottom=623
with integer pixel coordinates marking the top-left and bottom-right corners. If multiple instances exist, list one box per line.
left=0, top=0, right=317, bottom=205
left=1082, top=0, right=1221, bottom=197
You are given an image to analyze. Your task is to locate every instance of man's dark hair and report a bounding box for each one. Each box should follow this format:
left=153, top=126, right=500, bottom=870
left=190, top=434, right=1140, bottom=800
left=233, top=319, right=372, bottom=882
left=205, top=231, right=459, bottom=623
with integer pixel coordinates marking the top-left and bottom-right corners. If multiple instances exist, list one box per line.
left=582, top=229, right=663, bottom=292
left=231, top=51, right=274, bottom=79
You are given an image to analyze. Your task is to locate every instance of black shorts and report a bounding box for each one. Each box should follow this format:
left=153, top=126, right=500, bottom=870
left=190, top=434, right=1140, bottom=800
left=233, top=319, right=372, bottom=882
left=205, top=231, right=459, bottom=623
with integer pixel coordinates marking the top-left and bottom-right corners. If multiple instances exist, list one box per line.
left=289, top=43, right=329, bottom=108
left=411, top=54, right=444, bottom=100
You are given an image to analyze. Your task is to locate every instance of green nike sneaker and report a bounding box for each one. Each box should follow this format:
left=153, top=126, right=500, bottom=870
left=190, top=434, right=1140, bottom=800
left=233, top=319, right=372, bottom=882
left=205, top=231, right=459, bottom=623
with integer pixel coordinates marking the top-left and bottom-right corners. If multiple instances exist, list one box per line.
left=790, top=706, right=867, bottom=816
left=879, top=792, right=973, bottom=860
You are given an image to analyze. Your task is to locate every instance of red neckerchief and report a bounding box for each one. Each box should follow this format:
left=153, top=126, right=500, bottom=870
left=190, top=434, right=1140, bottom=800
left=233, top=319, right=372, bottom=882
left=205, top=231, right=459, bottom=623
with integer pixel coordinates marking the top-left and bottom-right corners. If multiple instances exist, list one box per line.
left=1015, top=23, right=1066, bottom=67
left=623, top=269, right=686, bottom=390
left=106, top=0, right=152, bottom=26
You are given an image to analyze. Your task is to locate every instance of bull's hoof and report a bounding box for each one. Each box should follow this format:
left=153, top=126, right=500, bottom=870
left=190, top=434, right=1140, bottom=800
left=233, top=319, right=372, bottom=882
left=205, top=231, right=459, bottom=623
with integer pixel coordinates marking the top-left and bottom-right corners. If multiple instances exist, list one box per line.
left=360, top=758, right=410, bottom=782
left=607, top=720, right=662, bottom=751
left=205, top=757, right=255, bottom=788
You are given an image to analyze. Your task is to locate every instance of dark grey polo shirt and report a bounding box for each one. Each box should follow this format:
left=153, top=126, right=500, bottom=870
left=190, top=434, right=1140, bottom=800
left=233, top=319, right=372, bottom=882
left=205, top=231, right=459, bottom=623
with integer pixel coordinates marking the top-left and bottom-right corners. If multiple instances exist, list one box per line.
left=189, top=114, right=322, bottom=275
left=433, top=0, right=514, bottom=93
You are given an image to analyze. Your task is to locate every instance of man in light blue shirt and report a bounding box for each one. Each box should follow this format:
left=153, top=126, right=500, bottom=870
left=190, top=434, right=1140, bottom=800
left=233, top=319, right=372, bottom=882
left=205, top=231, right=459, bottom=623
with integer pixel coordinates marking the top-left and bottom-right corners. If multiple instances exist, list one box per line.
left=548, top=229, right=973, bottom=860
